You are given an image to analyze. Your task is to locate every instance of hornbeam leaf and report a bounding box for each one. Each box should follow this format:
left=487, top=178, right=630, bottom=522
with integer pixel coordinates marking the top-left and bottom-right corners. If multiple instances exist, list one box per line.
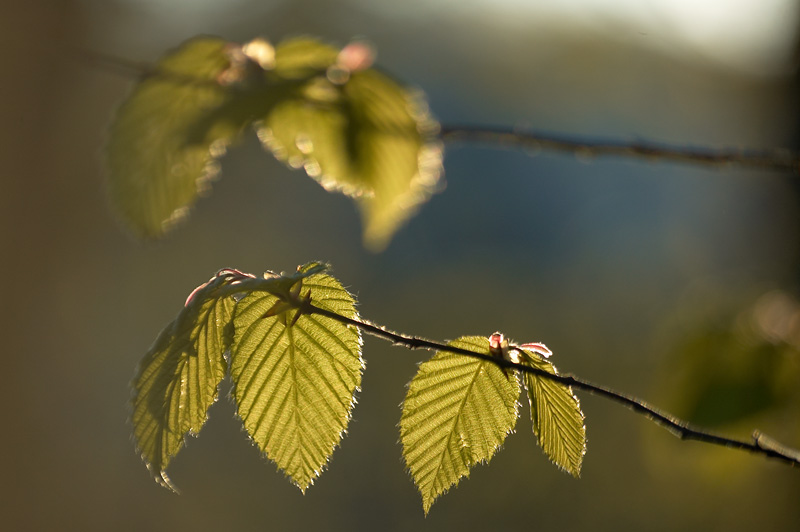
left=271, top=38, right=340, bottom=79
left=519, top=348, right=586, bottom=476
left=230, top=263, right=363, bottom=491
left=258, top=37, right=443, bottom=251
left=345, top=70, right=443, bottom=250
left=261, top=98, right=362, bottom=194
left=400, top=336, right=520, bottom=514
left=130, top=275, right=235, bottom=491
left=107, top=37, right=251, bottom=238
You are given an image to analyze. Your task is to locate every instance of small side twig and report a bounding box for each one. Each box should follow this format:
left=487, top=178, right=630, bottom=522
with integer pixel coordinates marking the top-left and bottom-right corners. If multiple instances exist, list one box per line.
left=77, top=48, right=159, bottom=79
left=440, top=124, right=800, bottom=175
left=302, top=300, right=800, bottom=467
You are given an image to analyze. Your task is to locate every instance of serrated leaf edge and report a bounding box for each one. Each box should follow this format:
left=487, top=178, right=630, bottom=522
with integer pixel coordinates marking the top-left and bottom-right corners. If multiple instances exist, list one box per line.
left=519, top=348, right=586, bottom=477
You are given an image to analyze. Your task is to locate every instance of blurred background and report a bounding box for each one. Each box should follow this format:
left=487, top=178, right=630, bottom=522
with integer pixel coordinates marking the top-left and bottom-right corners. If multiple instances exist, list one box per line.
left=2, top=0, right=799, bottom=530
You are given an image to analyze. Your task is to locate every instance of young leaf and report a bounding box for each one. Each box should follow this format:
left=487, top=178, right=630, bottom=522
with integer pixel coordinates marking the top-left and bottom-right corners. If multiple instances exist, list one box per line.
left=106, top=37, right=251, bottom=238
left=230, top=263, right=363, bottom=491
left=258, top=37, right=443, bottom=251
left=130, top=275, right=235, bottom=491
left=518, top=348, right=586, bottom=476
left=270, top=38, right=340, bottom=79
left=400, top=336, right=520, bottom=514
left=344, top=70, right=443, bottom=250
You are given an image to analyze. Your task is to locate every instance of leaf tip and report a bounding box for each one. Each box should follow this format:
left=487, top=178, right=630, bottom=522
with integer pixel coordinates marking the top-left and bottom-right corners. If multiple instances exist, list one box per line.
left=295, top=477, right=313, bottom=495
left=297, top=261, right=329, bottom=277
left=144, top=463, right=181, bottom=494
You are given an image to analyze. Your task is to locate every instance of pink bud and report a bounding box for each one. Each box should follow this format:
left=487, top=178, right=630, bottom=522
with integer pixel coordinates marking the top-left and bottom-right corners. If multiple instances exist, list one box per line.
left=337, top=42, right=375, bottom=72
left=489, top=332, right=504, bottom=350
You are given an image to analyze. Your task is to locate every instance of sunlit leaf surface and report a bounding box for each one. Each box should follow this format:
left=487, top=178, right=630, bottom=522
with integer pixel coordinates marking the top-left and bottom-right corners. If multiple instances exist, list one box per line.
left=259, top=37, right=443, bottom=250
left=519, top=348, right=586, bottom=476
left=230, top=263, right=363, bottom=491
left=106, top=37, right=248, bottom=237
left=130, top=276, right=234, bottom=490
left=271, top=38, right=340, bottom=79
left=400, top=336, right=519, bottom=514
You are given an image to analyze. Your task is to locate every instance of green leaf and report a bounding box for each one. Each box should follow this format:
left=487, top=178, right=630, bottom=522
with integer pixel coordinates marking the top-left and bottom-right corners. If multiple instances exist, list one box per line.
left=106, top=37, right=250, bottom=238
left=519, top=348, right=586, bottom=476
left=345, top=70, right=443, bottom=250
left=271, top=38, right=340, bottom=79
left=130, top=275, right=235, bottom=491
left=230, top=263, right=363, bottom=491
left=258, top=38, right=443, bottom=251
left=400, top=336, right=520, bottom=514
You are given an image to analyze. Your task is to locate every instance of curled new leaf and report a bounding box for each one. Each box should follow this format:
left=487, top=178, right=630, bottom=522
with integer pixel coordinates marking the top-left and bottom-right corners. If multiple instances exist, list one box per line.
left=130, top=275, right=235, bottom=490
left=258, top=37, right=443, bottom=250
left=400, top=336, right=520, bottom=514
left=518, top=347, right=586, bottom=476
left=230, top=263, right=363, bottom=491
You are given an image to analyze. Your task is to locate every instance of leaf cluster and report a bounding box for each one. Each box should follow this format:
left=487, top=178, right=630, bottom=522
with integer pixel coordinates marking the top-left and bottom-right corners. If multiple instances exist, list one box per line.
left=131, top=263, right=586, bottom=512
left=107, top=37, right=442, bottom=250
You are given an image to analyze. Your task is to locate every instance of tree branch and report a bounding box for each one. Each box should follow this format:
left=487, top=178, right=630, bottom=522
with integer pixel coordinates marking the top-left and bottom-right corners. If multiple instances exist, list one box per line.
left=83, top=47, right=800, bottom=175
left=302, top=300, right=800, bottom=467
left=440, top=124, right=800, bottom=175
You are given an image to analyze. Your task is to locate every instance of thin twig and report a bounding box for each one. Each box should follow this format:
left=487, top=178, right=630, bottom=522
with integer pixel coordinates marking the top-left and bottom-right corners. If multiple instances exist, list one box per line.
left=77, top=48, right=159, bottom=78
left=302, top=300, right=800, bottom=467
left=440, top=124, right=800, bottom=175
left=77, top=47, right=227, bottom=88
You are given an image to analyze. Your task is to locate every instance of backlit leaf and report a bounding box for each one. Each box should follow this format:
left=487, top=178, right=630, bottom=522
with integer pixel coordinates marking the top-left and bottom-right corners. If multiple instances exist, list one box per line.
left=271, top=38, right=340, bottom=79
left=106, top=37, right=251, bottom=237
left=519, top=348, right=586, bottom=476
left=130, top=275, right=235, bottom=491
left=258, top=37, right=443, bottom=250
left=345, top=70, right=443, bottom=250
left=230, top=263, right=363, bottom=491
left=400, top=336, right=519, bottom=514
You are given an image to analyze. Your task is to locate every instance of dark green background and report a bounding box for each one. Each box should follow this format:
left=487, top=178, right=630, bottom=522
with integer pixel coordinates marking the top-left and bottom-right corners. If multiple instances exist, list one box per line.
left=3, top=1, right=798, bottom=530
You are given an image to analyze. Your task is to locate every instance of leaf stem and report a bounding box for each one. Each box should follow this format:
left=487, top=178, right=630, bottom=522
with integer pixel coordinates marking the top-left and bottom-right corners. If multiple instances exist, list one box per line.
left=440, top=124, right=800, bottom=175
left=301, top=300, right=800, bottom=467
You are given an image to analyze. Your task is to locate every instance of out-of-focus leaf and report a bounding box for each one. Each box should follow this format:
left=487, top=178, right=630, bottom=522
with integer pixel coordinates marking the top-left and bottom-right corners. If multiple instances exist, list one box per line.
left=230, top=263, right=363, bottom=491
left=258, top=37, right=443, bottom=250
left=399, top=336, right=519, bottom=514
left=130, top=275, right=235, bottom=491
left=262, top=98, right=359, bottom=192
left=271, top=38, right=340, bottom=79
left=665, top=321, right=797, bottom=427
left=106, top=37, right=252, bottom=237
left=519, top=348, right=586, bottom=477
left=345, top=70, right=443, bottom=250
